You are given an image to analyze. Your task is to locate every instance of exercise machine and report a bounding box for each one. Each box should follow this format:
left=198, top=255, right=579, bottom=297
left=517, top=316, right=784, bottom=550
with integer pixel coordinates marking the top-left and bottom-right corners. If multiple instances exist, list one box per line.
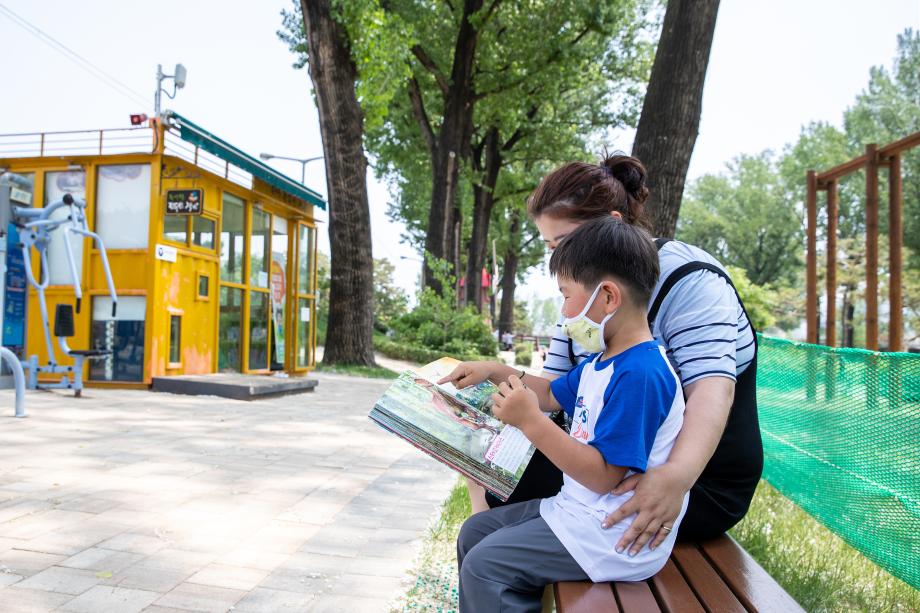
left=6, top=185, right=118, bottom=402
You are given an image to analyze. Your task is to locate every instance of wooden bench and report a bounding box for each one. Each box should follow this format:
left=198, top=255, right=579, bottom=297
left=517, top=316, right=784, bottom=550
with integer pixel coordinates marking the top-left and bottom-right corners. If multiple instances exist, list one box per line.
left=554, top=535, right=804, bottom=612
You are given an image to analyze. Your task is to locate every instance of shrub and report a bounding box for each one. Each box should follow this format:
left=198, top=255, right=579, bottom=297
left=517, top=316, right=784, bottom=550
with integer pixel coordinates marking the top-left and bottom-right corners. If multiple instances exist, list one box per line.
left=514, top=342, right=533, bottom=366
left=375, top=338, right=494, bottom=364
left=388, top=261, right=497, bottom=358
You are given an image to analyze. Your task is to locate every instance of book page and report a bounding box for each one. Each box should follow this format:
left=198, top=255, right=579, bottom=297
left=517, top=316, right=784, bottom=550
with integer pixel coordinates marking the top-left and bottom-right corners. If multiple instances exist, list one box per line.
left=484, top=425, right=532, bottom=473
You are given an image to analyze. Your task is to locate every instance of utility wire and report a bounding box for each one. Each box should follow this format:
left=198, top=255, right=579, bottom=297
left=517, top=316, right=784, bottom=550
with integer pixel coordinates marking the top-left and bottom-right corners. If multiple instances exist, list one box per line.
left=0, top=3, right=150, bottom=110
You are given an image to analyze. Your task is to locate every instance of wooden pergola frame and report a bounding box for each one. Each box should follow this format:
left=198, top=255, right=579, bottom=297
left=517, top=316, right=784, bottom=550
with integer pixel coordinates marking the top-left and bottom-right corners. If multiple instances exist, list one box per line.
left=806, top=131, right=920, bottom=352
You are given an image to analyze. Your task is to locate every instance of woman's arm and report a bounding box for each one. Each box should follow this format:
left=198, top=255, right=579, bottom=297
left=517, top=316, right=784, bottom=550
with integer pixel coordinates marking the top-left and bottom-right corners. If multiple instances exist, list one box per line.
left=602, top=376, right=735, bottom=554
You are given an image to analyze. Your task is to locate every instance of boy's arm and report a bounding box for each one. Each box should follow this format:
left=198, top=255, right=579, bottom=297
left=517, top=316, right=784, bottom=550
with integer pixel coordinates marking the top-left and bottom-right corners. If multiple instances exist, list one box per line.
left=438, top=361, right=561, bottom=412
left=493, top=377, right=625, bottom=494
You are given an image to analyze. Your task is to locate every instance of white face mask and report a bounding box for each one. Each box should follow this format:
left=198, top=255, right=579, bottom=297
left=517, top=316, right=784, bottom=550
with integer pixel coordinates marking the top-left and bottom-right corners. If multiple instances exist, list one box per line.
left=561, top=283, right=616, bottom=354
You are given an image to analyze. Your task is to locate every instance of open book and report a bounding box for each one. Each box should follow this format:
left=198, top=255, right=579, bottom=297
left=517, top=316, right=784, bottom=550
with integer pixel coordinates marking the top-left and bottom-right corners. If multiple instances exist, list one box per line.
left=368, top=357, right=536, bottom=501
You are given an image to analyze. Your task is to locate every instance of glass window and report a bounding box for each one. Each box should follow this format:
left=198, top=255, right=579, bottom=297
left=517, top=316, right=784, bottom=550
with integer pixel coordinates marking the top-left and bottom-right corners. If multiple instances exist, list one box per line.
left=296, top=297, right=314, bottom=368
left=95, top=164, right=151, bottom=249
left=89, top=296, right=146, bottom=382
left=250, top=207, right=270, bottom=288
left=218, top=286, right=243, bottom=372
left=45, top=170, right=86, bottom=285
left=248, top=291, right=269, bottom=370
left=163, top=216, right=187, bottom=243
left=198, top=274, right=209, bottom=298
left=169, top=315, right=181, bottom=364
left=270, top=216, right=288, bottom=370
left=192, top=216, right=215, bottom=249
left=298, top=224, right=314, bottom=294
left=220, top=194, right=244, bottom=284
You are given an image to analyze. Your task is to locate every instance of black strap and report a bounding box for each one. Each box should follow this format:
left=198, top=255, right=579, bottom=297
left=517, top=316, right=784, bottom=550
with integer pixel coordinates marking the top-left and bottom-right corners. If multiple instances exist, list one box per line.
left=655, top=237, right=672, bottom=251
left=648, top=262, right=753, bottom=338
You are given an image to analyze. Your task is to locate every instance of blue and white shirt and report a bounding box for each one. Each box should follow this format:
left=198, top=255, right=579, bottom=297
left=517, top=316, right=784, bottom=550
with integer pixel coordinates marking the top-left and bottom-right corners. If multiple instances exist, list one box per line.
left=540, top=341, right=687, bottom=582
left=543, top=240, right=755, bottom=387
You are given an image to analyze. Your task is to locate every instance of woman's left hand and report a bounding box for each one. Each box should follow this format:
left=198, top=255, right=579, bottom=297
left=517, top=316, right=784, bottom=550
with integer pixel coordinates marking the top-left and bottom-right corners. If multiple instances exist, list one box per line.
left=602, top=463, right=689, bottom=555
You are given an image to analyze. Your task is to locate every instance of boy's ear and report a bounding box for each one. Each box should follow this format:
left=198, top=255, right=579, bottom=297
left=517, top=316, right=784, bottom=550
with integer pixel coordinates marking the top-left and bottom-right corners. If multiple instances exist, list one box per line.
left=600, top=280, right=623, bottom=313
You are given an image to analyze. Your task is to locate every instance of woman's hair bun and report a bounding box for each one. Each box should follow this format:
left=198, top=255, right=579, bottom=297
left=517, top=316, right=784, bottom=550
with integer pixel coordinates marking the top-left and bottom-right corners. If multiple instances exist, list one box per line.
left=602, top=154, right=649, bottom=206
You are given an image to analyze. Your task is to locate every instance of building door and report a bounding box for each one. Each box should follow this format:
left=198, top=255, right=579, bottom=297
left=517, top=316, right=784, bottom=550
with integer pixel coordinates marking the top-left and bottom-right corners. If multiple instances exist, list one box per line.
left=218, top=193, right=246, bottom=372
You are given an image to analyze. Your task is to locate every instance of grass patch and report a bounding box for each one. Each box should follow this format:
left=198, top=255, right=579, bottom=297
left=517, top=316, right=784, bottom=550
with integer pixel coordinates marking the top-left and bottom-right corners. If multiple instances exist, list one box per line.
left=393, top=478, right=470, bottom=612
left=730, top=481, right=920, bottom=612
left=396, top=479, right=920, bottom=612
left=314, top=362, right=399, bottom=379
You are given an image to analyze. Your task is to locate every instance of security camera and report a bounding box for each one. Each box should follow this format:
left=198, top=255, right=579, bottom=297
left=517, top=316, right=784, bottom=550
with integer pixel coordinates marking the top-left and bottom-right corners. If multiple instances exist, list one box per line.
left=174, top=64, right=187, bottom=89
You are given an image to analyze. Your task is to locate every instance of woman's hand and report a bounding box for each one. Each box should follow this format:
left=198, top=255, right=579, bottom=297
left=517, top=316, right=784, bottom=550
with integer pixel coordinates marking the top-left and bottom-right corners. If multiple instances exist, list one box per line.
left=437, top=361, right=500, bottom=388
left=602, top=463, right=690, bottom=555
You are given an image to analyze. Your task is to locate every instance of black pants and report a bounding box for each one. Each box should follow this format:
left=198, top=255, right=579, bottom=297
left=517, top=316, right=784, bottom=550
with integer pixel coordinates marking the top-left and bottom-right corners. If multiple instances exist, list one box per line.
left=486, top=362, right=763, bottom=542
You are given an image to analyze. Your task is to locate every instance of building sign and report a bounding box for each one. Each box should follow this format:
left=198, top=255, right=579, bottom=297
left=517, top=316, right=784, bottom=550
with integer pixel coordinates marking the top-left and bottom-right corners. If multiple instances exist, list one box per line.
left=165, top=189, right=203, bottom=215
left=155, top=243, right=178, bottom=263
left=3, top=225, right=27, bottom=358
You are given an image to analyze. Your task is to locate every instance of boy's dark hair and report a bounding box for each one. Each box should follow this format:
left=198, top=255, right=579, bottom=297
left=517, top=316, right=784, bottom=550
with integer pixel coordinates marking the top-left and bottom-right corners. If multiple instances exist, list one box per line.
left=548, top=216, right=659, bottom=307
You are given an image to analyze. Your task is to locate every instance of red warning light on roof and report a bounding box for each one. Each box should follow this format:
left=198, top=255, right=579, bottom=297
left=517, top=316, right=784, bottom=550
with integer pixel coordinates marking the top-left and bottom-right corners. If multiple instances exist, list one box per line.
left=130, top=113, right=148, bottom=126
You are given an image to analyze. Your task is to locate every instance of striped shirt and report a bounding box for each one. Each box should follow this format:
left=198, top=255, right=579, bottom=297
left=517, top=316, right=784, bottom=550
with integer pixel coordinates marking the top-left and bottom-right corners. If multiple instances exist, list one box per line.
left=543, top=240, right=755, bottom=387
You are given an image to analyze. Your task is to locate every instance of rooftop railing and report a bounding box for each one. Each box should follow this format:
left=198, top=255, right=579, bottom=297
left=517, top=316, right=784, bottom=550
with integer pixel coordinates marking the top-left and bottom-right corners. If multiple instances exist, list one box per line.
left=0, top=125, right=254, bottom=191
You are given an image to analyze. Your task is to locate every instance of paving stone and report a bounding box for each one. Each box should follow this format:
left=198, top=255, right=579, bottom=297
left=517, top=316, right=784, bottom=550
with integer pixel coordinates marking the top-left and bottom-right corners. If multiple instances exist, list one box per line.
left=97, top=532, right=169, bottom=556
left=0, top=375, right=455, bottom=612
left=154, top=582, right=245, bottom=612
left=186, top=563, right=268, bottom=591
left=59, top=585, right=159, bottom=613
left=16, top=565, right=101, bottom=595
left=233, top=587, right=315, bottom=611
left=104, top=563, right=193, bottom=593
left=258, top=567, right=330, bottom=594
left=307, top=593, right=384, bottom=613
left=0, top=585, right=73, bottom=612
left=217, top=548, right=289, bottom=572
left=0, top=549, right=66, bottom=576
left=60, top=547, right=144, bottom=573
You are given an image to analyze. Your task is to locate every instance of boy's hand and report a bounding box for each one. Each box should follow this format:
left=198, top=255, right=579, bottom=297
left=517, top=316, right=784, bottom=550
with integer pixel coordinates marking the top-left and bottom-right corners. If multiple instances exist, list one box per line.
left=437, top=361, right=497, bottom=388
left=492, top=376, right=540, bottom=429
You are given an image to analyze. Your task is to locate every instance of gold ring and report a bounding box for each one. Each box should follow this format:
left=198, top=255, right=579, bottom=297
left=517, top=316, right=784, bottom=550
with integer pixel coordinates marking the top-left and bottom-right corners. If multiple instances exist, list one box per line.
left=660, top=525, right=673, bottom=533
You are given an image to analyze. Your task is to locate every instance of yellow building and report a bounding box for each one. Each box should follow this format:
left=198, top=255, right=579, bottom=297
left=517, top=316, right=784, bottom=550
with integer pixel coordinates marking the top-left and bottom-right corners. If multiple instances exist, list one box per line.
left=0, top=112, right=323, bottom=387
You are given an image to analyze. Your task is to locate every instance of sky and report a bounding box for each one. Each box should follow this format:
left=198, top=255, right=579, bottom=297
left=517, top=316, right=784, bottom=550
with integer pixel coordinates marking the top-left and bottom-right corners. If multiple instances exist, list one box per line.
left=0, top=0, right=917, bottom=304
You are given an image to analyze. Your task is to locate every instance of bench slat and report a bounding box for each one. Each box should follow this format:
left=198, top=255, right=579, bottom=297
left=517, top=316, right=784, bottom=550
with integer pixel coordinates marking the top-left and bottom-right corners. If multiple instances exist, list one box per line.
left=672, top=543, right=746, bottom=613
left=554, top=581, right=619, bottom=613
left=614, top=581, right=661, bottom=612
left=700, top=536, right=805, bottom=613
left=649, top=559, right=706, bottom=613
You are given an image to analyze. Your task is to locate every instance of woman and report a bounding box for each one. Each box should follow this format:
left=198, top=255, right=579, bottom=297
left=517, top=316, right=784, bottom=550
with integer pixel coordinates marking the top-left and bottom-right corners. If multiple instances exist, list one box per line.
left=447, top=154, right=763, bottom=555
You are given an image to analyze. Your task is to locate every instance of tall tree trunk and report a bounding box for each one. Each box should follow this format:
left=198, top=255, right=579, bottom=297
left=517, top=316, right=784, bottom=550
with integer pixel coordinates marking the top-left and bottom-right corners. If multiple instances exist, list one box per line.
left=421, top=0, right=483, bottom=292
left=465, top=127, right=501, bottom=310
left=632, top=0, right=720, bottom=237
left=498, top=210, right=521, bottom=337
left=301, top=0, right=375, bottom=366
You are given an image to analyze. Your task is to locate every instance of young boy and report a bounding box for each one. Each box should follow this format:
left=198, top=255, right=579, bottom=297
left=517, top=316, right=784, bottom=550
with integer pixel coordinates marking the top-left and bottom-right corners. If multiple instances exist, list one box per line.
left=453, top=217, right=687, bottom=611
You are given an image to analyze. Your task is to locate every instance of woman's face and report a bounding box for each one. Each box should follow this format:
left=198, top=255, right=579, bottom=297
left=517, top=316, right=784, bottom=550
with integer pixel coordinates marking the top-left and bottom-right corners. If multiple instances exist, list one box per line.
left=534, top=211, right=624, bottom=251
left=534, top=215, right=583, bottom=251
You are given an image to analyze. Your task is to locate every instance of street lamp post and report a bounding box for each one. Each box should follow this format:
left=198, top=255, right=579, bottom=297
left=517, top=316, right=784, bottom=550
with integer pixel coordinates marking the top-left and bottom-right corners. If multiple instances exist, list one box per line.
left=259, top=152, right=324, bottom=184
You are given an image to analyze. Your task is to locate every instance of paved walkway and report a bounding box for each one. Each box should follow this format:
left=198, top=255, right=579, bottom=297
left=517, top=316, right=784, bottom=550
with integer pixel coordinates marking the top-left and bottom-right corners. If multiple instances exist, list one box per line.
left=0, top=372, right=455, bottom=612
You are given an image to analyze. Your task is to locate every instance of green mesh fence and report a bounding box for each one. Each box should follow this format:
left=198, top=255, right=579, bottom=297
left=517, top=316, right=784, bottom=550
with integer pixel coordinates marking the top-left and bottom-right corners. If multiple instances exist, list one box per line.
left=757, top=335, right=920, bottom=589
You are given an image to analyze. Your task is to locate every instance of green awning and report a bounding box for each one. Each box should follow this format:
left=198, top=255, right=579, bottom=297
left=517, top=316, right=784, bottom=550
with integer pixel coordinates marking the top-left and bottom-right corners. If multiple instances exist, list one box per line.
left=166, top=111, right=326, bottom=210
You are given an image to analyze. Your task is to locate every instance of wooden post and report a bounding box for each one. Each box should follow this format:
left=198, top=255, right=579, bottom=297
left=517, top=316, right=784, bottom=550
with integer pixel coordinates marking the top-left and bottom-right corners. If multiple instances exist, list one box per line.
left=865, top=144, right=879, bottom=351
left=825, top=180, right=838, bottom=347
left=806, top=170, right=818, bottom=344
left=888, top=154, right=903, bottom=352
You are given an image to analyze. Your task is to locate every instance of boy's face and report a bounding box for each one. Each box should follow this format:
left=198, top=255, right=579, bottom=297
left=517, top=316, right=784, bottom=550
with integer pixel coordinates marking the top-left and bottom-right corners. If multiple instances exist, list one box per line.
left=558, top=276, right=615, bottom=322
